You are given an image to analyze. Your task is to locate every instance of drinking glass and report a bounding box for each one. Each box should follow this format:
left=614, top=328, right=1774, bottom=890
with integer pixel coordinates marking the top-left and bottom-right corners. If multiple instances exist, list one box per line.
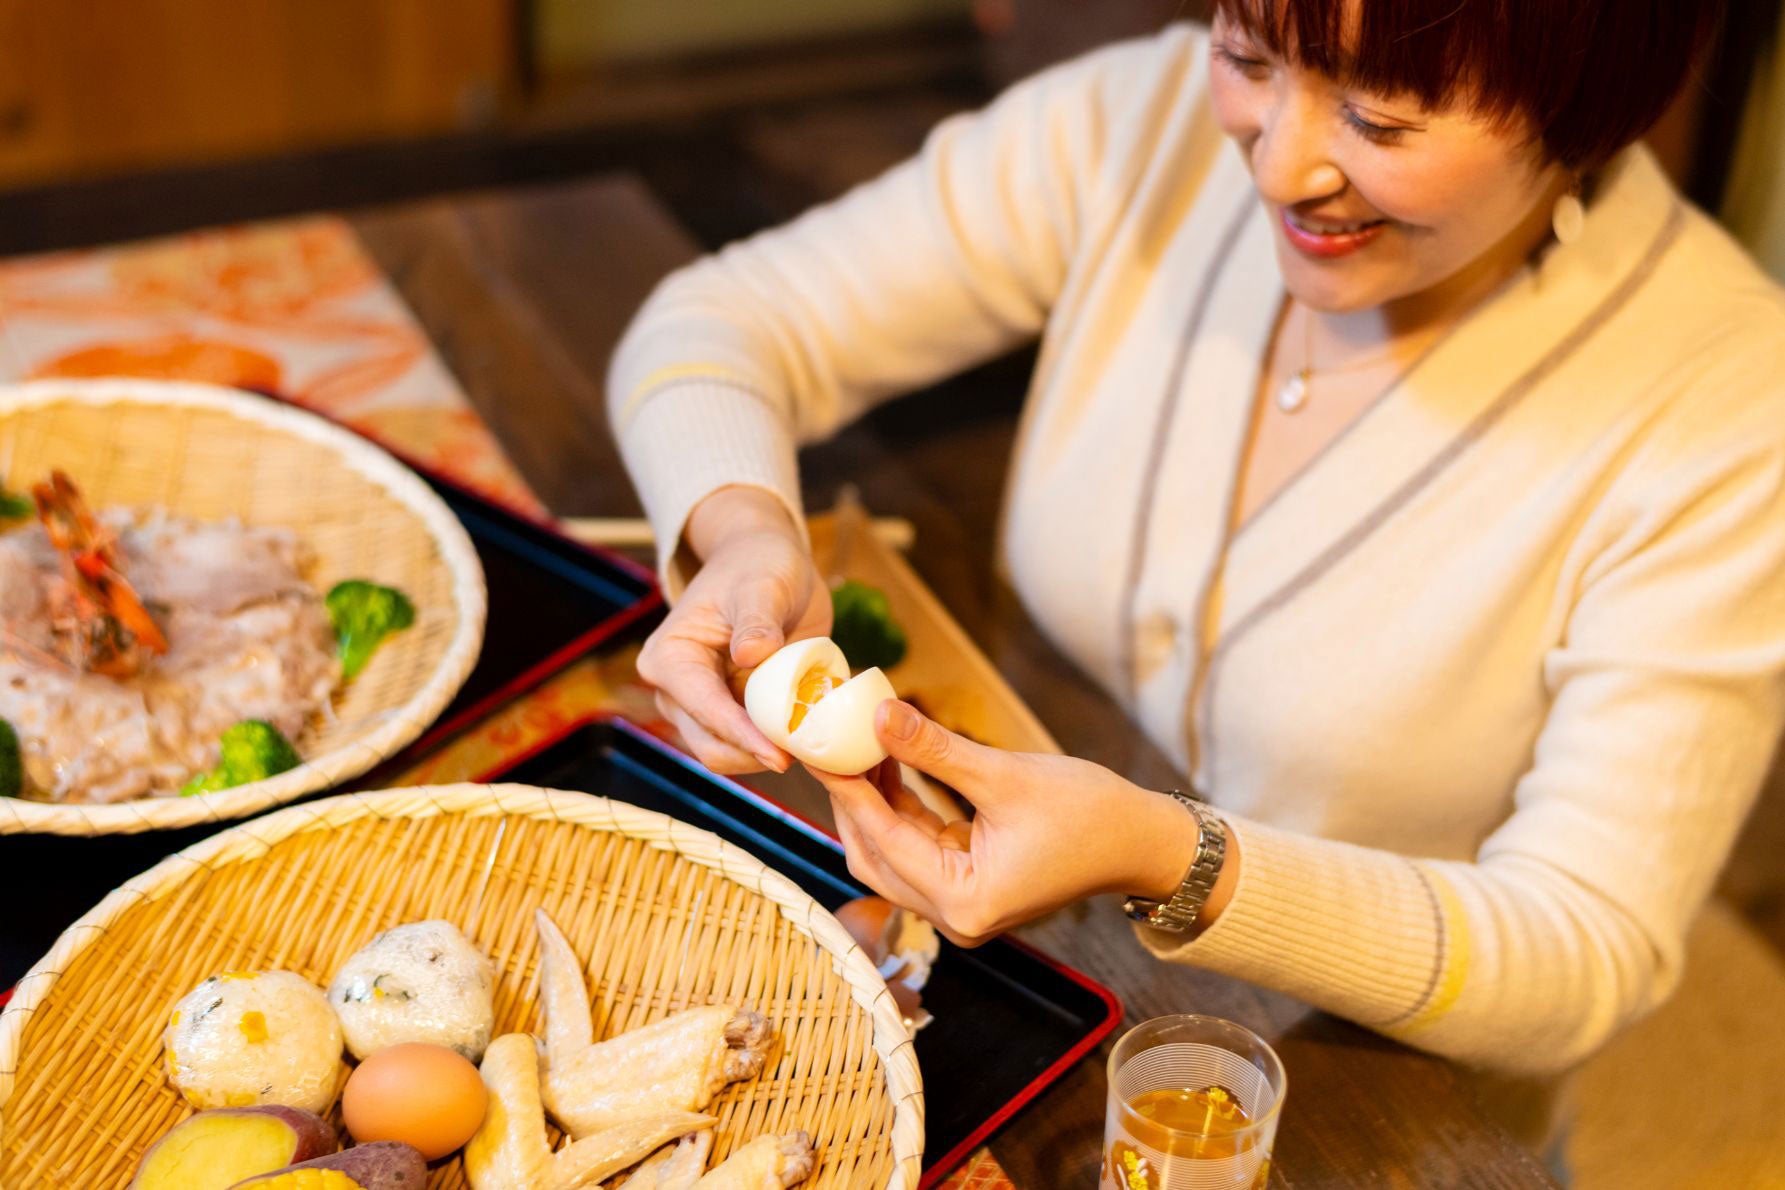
left=1101, top=1014, right=1287, bottom=1190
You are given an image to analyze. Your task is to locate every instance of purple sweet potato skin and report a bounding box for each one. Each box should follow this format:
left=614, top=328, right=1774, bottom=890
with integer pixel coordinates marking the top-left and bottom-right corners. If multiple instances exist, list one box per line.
left=129, top=1106, right=337, bottom=1190
left=227, top=1141, right=429, bottom=1189
left=243, top=1106, right=336, bottom=1162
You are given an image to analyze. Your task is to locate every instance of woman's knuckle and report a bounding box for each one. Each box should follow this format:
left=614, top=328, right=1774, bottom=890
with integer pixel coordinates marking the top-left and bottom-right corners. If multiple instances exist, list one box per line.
left=948, top=901, right=995, bottom=939
left=916, top=725, right=955, bottom=768
left=637, top=643, right=675, bottom=686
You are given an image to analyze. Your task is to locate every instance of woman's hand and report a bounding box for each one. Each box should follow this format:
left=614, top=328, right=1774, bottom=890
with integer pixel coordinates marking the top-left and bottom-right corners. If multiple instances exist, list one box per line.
left=636, top=486, right=832, bottom=774
left=807, top=700, right=1229, bottom=947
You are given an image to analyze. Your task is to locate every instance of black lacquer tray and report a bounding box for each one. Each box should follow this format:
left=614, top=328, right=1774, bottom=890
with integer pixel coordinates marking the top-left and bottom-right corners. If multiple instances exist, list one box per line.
left=490, top=715, right=1124, bottom=1186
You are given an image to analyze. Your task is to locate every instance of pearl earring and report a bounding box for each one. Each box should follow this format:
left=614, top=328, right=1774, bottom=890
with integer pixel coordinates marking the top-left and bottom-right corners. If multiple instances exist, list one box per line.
left=1551, top=181, right=1585, bottom=247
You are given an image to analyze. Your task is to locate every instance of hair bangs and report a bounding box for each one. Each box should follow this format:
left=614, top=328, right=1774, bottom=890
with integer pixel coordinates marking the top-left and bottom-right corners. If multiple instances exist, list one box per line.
left=1208, top=0, right=1723, bottom=169
left=1212, top=0, right=1518, bottom=120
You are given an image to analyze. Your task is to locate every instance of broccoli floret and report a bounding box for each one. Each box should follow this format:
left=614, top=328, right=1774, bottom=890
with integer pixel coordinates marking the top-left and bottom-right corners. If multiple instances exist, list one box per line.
left=179, top=720, right=302, bottom=796
left=0, top=478, right=31, bottom=523
left=0, top=719, right=22, bottom=799
left=326, top=580, right=416, bottom=679
left=830, top=580, right=908, bottom=672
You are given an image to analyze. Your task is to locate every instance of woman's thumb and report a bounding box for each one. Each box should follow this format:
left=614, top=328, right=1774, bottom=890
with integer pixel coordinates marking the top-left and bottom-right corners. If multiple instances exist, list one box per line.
left=728, top=585, right=789, bottom=667
left=875, top=700, right=992, bottom=792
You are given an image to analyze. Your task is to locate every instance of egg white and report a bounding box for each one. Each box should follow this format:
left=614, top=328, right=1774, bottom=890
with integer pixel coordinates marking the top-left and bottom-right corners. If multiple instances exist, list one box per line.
left=744, top=637, right=897, bottom=774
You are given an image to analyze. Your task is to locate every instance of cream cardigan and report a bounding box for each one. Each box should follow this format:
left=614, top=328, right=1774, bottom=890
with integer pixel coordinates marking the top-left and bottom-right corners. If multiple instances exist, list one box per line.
left=609, top=25, right=1785, bottom=1079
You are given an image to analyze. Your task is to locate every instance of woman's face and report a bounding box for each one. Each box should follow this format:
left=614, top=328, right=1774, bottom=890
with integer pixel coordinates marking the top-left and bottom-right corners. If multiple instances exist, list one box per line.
left=1208, top=11, right=1568, bottom=316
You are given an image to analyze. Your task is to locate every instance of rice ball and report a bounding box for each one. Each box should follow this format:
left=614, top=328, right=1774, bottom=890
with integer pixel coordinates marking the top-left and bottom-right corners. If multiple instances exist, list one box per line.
left=328, top=920, right=495, bottom=1062
left=163, top=971, right=343, bottom=1113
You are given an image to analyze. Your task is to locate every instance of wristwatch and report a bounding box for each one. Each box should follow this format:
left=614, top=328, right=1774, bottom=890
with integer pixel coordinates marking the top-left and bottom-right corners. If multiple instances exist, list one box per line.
left=1123, top=790, right=1227, bottom=934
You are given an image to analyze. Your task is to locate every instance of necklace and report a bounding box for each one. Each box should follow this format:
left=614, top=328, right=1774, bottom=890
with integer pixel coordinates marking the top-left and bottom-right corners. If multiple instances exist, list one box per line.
left=1274, top=302, right=1405, bottom=414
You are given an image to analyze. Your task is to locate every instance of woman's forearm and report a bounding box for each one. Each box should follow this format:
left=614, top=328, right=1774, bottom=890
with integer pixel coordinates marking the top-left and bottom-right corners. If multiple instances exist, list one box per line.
left=607, top=42, right=1151, bottom=590
left=1136, top=817, right=1671, bottom=1076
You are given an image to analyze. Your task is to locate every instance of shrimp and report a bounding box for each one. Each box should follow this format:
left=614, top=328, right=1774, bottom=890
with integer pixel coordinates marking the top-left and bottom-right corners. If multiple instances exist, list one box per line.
left=32, top=470, right=168, bottom=677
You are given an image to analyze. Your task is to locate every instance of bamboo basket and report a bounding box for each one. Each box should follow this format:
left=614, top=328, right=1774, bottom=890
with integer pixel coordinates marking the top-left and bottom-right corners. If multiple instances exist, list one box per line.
left=0, top=380, right=487, bottom=836
left=0, top=784, right=924, bottom=1189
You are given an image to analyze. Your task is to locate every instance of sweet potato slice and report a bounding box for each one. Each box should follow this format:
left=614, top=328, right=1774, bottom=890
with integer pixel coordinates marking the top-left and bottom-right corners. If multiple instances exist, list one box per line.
left=227, top=1141, right=428, bottom=1189
left=131, top=1106, right=335, bottom=1190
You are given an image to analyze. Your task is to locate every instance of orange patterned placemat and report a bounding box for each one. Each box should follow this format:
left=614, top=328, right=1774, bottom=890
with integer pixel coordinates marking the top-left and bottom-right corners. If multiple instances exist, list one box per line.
left=0, top=216, right=542, bottom=515
left=0, top=216, right=1020, bottom=1190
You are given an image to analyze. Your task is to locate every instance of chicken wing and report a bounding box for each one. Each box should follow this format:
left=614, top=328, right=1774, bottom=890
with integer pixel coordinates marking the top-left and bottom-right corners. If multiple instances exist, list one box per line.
left=696, top=1134, right=816, bottom=1189
left=465, top=1032, right=714, bottom=1190
left=612, top=1132, right=814, bottom=1190
left=614, top=1134, right=713, bottom=1190
left=536, top=909, right=777, bottom=1137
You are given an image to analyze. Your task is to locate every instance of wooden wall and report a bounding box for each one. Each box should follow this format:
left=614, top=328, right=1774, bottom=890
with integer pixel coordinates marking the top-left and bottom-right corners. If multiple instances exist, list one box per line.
left=0, top=0, right=513, bottom=189
left=537, top=0, right=970, bottom=73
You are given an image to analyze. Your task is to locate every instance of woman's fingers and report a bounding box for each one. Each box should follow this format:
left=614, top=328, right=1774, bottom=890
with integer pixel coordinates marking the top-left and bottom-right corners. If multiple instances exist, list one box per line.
left=654, top=691, right=764, bottom=774
left=831, top=801, right=983, bottom=948
left=873, top=701, right=1009, bottom=804
left=830, top=801, right=949, bottom=918
left=723, top=547, right=832, bottom=668
left=823, top=765, right=991, bottom=945
left=886, top=782, right=970, bottom=851
left=633, top=524, right=831, bottom=771
left=640, top=632, right=787, bottom=771
left=824, top=767, right=970, bottom=907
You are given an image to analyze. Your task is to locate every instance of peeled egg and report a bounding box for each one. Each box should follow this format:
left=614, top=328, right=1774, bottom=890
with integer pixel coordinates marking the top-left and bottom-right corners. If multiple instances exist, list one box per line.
left=341, top=1041, right=487, bottom=1160
left=744, top=637, right=898, bottom=774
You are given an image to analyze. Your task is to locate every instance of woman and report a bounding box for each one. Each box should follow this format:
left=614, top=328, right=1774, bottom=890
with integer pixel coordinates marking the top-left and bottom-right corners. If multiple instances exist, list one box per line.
left=607, top=0, right=1785, bottom=1150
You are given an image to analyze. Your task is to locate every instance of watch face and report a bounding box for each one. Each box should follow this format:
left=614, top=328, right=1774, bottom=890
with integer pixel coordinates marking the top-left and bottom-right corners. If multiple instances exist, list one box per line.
left=1123, top=899, right=1165, bottom=925
left=1123, top=899, right=1189, bottom=933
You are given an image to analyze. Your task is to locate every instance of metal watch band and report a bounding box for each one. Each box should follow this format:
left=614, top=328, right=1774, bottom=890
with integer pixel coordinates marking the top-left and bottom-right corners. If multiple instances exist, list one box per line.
left=1123, top=790, right=1226, bottom=934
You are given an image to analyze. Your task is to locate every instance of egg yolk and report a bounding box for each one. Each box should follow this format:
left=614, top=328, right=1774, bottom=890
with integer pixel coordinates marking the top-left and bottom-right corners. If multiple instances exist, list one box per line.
left=788, top=668, right=837, bottom=732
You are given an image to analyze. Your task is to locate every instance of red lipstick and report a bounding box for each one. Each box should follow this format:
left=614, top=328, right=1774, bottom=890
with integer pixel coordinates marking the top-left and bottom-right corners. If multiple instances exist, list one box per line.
left=1280, top=209, right=1388, bottom=259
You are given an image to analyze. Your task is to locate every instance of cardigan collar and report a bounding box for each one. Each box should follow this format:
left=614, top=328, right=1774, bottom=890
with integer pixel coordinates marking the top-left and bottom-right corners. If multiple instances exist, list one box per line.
left=1163, top=144, right=1686, bottom=780
left=1206, top=146, right=1683, bottom=635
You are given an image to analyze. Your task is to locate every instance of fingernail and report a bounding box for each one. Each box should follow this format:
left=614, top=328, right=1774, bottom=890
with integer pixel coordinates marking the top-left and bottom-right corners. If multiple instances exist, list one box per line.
left=756, top=751, right=785, bottom=772
left=882, top=701, right=919, bottom=741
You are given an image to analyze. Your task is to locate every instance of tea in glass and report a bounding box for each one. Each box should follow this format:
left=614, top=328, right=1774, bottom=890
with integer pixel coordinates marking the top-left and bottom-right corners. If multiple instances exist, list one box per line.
left=1102, top=1015, right=1286, bottom=1189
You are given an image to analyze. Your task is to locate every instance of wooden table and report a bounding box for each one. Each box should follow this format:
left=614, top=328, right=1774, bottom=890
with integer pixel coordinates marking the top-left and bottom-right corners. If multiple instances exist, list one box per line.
left=352, top=174, right=1558, bottom=1189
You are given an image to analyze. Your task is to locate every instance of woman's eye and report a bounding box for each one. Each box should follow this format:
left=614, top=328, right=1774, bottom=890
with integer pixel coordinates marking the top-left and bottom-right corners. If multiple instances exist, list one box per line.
left=1214, top=46, right=1270, bottom=79
left=1344, top=108, right=1409, bottom=145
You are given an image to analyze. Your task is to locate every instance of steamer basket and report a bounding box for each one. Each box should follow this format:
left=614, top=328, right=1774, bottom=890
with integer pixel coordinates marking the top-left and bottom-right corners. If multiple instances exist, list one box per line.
left=0, top=380, right=486, bottom=835
left=0, top=784, right=924, bottom=1188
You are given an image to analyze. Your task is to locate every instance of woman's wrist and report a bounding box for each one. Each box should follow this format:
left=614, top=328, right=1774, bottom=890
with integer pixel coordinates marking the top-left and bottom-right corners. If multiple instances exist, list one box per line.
left=1122, top=788, right=1240, bottom=930
left=1124, top=789, right=1203, bottom=901
left=685, top=485, right=802, bottom=561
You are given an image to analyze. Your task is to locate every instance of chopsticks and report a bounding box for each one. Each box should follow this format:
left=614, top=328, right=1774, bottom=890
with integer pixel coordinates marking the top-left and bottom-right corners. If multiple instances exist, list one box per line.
left=559, top=514, right=916, bottom=552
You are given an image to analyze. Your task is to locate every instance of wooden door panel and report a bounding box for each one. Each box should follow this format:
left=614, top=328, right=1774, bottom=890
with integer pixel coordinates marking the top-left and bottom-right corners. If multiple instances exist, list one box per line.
left=0, top=0, right=512, bottom=189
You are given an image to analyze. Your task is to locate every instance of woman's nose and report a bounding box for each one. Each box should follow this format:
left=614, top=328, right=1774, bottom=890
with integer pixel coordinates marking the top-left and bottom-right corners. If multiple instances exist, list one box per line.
left=1248, top=99, right=1346, bottom=208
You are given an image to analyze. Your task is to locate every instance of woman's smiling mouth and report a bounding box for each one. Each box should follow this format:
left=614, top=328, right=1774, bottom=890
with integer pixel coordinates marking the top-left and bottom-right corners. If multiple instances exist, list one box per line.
left=1281, top=208, right=1390, bottom=258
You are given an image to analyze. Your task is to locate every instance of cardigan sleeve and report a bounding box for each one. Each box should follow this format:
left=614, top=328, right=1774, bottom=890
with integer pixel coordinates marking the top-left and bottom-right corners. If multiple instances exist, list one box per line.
left=1140, top=348, right=1785, bottom=1077
left=606, top=29, right=1207, bottom=595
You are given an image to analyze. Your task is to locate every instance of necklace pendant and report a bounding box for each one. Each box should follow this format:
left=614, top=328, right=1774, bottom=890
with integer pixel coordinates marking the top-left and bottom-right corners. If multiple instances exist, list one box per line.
left=1276, top=369, right=1310, bottom=413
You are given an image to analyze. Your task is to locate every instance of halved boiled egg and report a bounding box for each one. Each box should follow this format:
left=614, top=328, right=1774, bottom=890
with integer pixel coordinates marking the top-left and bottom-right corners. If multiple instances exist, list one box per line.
left=744, top=637, right=898, bottom=774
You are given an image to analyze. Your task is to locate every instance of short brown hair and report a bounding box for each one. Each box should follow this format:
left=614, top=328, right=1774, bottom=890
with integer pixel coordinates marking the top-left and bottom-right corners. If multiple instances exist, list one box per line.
left=1210, top=0, right=1723, bottom=170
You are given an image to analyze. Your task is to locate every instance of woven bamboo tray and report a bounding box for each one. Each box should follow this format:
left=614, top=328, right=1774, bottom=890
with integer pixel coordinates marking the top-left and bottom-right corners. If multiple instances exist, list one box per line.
left=0, top=784, right=923, bottom=1189
left=0, top=380, right=487, bottom=836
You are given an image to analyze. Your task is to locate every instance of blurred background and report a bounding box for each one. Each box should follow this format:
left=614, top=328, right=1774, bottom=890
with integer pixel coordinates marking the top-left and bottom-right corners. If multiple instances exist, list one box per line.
left=3, top=4, right=1785, bottom=1184
left=2, top=0, right=1784, bottom=275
